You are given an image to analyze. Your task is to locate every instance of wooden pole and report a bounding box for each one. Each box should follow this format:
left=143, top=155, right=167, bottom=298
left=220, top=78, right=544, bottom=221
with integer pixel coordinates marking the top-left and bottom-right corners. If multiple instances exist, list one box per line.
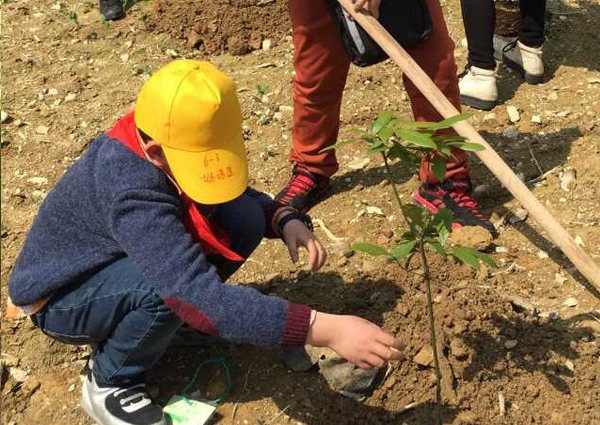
left=336, top=0, right=600, bottom=290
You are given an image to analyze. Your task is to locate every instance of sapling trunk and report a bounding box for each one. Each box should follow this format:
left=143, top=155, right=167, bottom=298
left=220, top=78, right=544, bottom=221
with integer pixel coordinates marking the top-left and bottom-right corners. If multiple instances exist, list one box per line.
left=381, top=152, right=443, bottom=405
left=419, top=238, right=442, bottom=405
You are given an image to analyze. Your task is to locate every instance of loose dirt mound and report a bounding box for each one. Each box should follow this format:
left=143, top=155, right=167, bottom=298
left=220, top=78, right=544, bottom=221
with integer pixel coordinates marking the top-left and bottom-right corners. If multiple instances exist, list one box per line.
left=148, top=0, right=291, bottom=55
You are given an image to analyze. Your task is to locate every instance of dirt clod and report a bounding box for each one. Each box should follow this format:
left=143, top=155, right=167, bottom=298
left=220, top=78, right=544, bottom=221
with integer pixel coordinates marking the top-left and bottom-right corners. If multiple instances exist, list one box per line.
left=449, top=226, right=493, bottom=250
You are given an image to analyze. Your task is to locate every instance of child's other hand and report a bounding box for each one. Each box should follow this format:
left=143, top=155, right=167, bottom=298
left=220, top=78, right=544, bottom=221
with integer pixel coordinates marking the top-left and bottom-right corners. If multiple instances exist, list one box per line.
left=306, top=312, right=404, bottom=369
left=282, top=219, right=327, bottom=272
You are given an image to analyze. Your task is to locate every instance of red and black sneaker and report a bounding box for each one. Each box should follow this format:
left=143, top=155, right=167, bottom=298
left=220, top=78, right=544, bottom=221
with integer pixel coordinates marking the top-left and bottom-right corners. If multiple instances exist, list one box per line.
left=413, top=179, right=498, bottom=238
left=275, top=165, right=332, bottom=213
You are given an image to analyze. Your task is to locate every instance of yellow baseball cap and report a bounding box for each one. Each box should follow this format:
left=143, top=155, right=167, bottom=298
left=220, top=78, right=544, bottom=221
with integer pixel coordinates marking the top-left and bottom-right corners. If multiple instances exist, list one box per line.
left=135, top=60, right=248, bottom=205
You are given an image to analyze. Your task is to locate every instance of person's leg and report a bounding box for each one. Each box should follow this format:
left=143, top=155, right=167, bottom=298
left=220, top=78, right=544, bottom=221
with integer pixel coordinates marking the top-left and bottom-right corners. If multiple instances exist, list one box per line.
left=460, top=0, right=496, bottom=70
left=405, top=0, right=497, bottom=236
left=98, top=0, right=124, bottom=21
left=33, top=258, right=182, bottom=384
left=32, top=258, right=178, bottom=425
left=206, top=193, right=266, bottom=281
left=401, top=0, right=468, bottom=183
left=275, top=0, right=351, bottom=212
left=501, top=0, right=546, bottom=84
left=287, top=0, right=351, bottom=178
left=519, top=0, right=547, bottom=48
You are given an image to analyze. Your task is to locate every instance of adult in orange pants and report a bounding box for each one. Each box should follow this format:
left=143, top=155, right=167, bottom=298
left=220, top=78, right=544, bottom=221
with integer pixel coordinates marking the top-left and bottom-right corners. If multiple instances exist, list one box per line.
left=276, top=0, right=495, bottom=235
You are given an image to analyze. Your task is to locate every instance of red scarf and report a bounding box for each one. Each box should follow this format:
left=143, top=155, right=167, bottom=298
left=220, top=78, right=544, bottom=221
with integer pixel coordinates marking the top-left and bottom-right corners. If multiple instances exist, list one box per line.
left=107, top=113, right=243, bottom=262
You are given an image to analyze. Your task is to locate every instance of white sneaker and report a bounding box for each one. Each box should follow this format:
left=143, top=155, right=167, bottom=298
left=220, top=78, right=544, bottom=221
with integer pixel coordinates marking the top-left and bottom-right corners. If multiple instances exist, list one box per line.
left=501, top=40, right=544, bottom=84
left=459, top=66, right=498, bottom=111
left=81, top=370, right=166, bottom=425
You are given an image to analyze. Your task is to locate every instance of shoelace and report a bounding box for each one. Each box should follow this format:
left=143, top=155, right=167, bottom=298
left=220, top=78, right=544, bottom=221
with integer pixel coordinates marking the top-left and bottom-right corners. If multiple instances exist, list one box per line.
left=114, top=383, right=152, bottom=409
left=502, top=40, right=518, bottom=54
left=278, top=169, right=317, bottom=203
left=448, top=190, right=486, bottom=220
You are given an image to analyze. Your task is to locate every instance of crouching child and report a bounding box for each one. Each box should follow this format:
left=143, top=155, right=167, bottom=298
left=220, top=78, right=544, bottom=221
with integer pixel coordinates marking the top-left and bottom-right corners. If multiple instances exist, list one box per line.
left=7, top=60, right=404, bottom=425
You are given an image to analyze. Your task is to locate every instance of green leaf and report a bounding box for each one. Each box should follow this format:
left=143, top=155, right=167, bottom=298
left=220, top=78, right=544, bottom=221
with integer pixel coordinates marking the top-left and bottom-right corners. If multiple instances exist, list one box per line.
left=320, top=138, right=360, bottom=152
left=378, top=126, right=394, bottom=142
left=388, top=143, right=420, bottom=169
left=391, top=239, right=417, bottom=259
left=473, top=251, right=498, bottom=268
left=402, top=204, right=424, bottom=228
left=452, top=246, right=480, bottom=270
left=446, top=142, right=486, bottom=152
left=396, top=129, right=436, bottom=149
left=351, top=242, right=388, bottom=257
left=372, top=111, right=394, bottom=134
left=368, top=142, right=389, bottom=154
left=425, top=238, right=446, bottom=256
left=431, top=156, right=446, bottom=184
left=399, top=113, right=471, bottom=131
left=435, top=113, right=472, bottom=129
left=432, top=208, right=453, bottom=241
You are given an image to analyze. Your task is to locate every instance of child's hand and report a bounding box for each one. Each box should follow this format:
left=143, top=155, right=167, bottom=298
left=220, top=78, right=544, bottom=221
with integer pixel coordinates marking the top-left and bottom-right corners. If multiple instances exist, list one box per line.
left=281, top=219, right=327, bottom=272
left=352, top=0, right=382, bottom=19
left=306, top=312, right=404, bottom=370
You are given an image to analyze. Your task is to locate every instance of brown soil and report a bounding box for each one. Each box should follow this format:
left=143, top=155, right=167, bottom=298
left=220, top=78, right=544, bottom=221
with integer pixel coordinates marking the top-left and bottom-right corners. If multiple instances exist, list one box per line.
left=148, top=0, right=291, bottom=55
left=2, top=0, right=600, bottom=424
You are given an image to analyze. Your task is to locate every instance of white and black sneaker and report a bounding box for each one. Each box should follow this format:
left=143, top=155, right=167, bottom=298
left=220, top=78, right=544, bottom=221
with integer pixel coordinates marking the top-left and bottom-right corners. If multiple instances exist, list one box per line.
left=81, top=370, right=166, bottom=425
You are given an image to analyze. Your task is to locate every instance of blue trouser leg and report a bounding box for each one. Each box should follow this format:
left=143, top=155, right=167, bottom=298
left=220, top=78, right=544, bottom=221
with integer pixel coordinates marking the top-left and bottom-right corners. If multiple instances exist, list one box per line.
left=32, top=193, right=265, bottom=385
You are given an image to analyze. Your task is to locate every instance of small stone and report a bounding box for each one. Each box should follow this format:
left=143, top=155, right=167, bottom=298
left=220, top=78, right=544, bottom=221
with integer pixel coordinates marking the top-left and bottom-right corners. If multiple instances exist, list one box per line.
left=35, top=125, right=49, bottom=135
left=395, top=302, right=409, bottom=317
left=377, top=234, right=389, bottom=245
left=1, top=111, right=10, bottom=123
left=537, top=250, right=549, bottom=259
left=382, top=229, right=394, bottom=239
left=27, top=176, right=48, bottom=186
left=563, top=297, right=578, bottom=307
left=366, top=206, right=384, bottom=216
left=47, top=88, right=59, bottom=96
left=504, top=340, right=518, bottom=349
left=574, top=235, right=584, bottom=246
left=506, top=105, right=521, bottom=123
left=531, top=115, right=542, bottom=124
left=68, top=383, right=76, bottom=392
left=525, top=384, right=540, bottom=398
left=414, top=346, right=434, bottom=367
left=510, top=296, right=536, bottom=315
left=120, top=53, right=130, bottom=62
left=348, top=157, right=370, bottom=170
left=9, top=367, right=29, bottom=382
left=65, top=92, right=77, bottom=102
left=262, top=39, right=273, bottom=51
left=564, top=360, right=574, bottom=372
left=472, top=184, right=489, bottom=197
left=450, top=338, right=468, bottom=360
left=548, top=92, right=559, bottom=101
left=165, top=49, right=178, bottom=58
left=509, top=208, right=528, bottom=224
left=502, top=126, right=519, bottom=140
left=495, top=246, right=508, bottom=253
left=559, top=168, right=577, bottom=191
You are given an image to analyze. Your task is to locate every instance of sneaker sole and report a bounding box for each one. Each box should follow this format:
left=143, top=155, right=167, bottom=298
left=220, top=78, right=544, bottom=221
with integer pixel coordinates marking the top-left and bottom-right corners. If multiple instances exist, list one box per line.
left=460, top=94, right=497, bottom=111
left=503, top=56, right=544, bottom=85
left=412, top=192, right=462, bottom=231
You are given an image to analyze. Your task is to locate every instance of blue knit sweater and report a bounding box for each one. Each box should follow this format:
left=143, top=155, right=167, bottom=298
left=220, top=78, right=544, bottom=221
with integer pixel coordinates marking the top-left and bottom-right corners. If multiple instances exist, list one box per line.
left=8, top=133, right=310, bottom=347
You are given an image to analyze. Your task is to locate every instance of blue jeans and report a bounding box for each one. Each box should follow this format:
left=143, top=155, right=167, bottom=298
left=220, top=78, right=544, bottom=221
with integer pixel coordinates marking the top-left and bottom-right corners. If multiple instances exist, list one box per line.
left=32, top=194, right=266, bottom=385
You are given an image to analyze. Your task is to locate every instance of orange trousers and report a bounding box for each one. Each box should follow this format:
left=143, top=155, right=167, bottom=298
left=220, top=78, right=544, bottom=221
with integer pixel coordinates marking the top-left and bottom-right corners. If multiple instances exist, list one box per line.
left=288, top=0, right=469, bottom=184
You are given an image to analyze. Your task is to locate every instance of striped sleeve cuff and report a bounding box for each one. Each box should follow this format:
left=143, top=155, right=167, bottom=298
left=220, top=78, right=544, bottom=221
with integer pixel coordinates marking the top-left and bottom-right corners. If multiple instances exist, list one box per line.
left=281, top=302, right=312, bottom=347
